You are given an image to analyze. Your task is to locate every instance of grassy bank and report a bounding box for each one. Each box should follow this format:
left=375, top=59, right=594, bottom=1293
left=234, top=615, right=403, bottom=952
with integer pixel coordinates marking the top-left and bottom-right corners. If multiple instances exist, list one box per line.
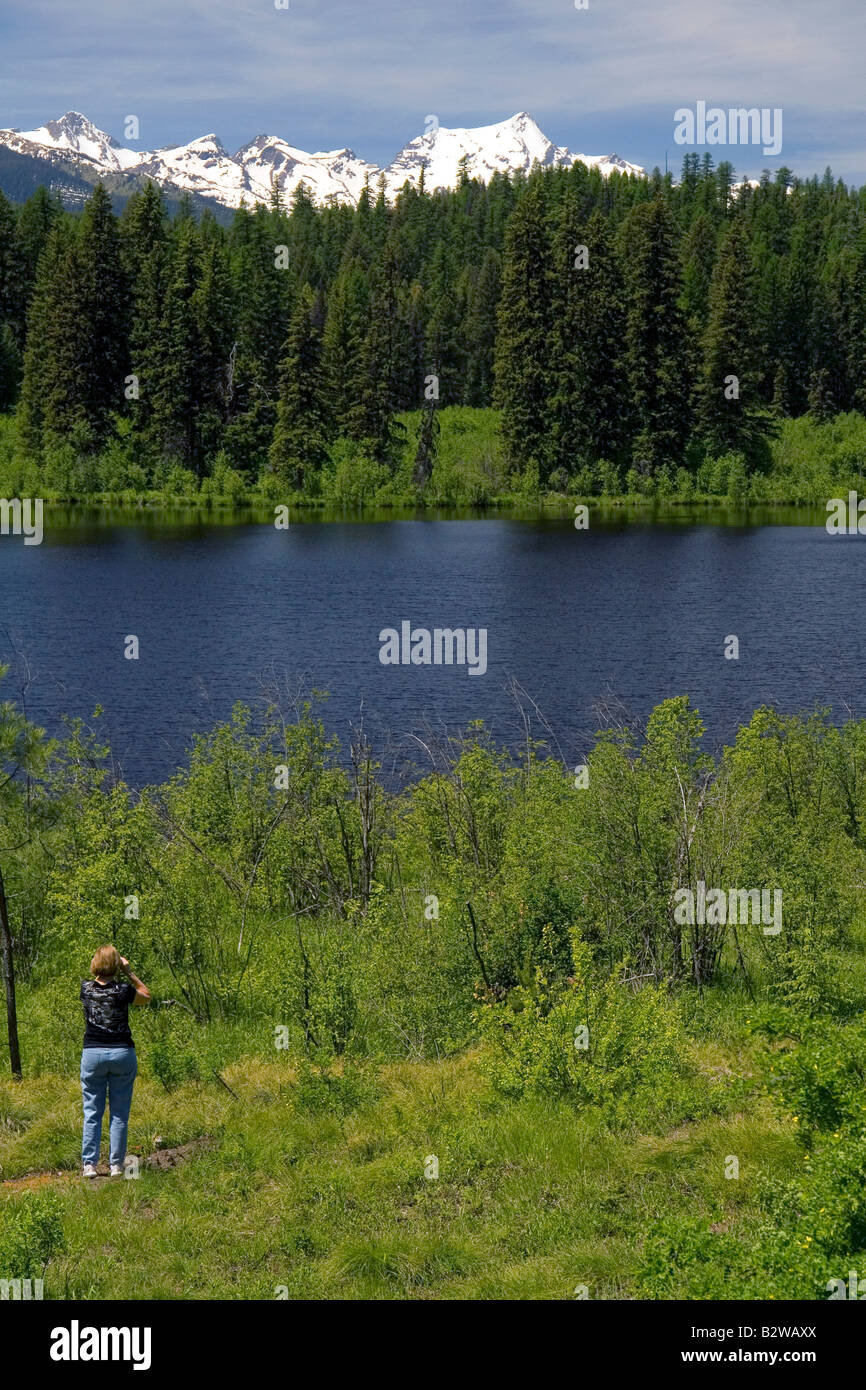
left=0, top=1023, right=795, bottom=1300
left=3, top=691, right=866, bottom=1298
left=3, top=408, right=866, bottom=513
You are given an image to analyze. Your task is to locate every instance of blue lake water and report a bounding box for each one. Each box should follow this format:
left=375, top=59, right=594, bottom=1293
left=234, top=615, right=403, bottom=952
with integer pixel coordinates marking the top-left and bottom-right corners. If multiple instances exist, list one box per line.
left=0, top=510, right=860, bottom=784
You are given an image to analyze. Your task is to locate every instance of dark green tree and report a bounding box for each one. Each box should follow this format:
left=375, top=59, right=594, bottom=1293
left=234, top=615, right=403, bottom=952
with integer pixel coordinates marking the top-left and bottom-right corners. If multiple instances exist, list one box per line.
left=269, top=283, right=328, bottom=489
left=493, top=181, right=553, bottom=480
left=621, top=197, right=691, bottom=468
left=698, top=216, right=772, bottom=461
left=550, top=206, right=627, bottom=473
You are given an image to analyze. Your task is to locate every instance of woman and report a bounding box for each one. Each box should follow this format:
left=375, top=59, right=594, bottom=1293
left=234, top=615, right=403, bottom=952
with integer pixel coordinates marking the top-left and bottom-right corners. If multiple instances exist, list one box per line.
left=80, top=945, right=151, bottom=1178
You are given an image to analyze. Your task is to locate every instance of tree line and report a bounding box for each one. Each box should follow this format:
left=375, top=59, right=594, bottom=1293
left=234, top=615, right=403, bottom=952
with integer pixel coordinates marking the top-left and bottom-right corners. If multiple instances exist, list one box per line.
left=1, top=153, right=865, bottom=492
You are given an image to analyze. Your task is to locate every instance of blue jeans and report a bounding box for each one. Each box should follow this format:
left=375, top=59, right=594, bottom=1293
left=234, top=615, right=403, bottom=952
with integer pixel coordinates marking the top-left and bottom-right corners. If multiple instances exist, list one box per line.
left=80, top=1048, right=137, bottom=1167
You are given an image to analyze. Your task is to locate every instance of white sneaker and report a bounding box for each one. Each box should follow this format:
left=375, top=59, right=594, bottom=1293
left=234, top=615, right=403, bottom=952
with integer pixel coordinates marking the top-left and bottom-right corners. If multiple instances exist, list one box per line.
left=83, top=1163, right=98, bottom=1178
left=110, top=1165, right=124, bottom=1178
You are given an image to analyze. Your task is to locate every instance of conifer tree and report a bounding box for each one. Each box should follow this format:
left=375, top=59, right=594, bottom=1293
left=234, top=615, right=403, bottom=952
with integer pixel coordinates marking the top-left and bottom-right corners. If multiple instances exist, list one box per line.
left=698, top=216, right=772, bottom=461
left=193, top=230, right=236, bottom=460
left=621, top=196, right=691, bottom=467
left=17, top=223, right=70, bottom=456
left=320, top=257, right=371, bottom=437
left=425, top=239, right=465, bottom=403
left=150, top=219, right=202, bottom=467
left=226, top=203, right=292, bottom=470
left=269, top=283, right=328, bottom=488
left=493, top=181, right=553, bottom=480
left=0, top=191, right=25, bottom=404
left=76, top=183, right=128, bottom=445
left=121, top=182, right=168, bottom=441
left=550, top=205, right=627, bottom=473
left=18, top=185, right=127, bottom=457
left=348, top=241, right=404, bottom=461
left=16, top=185, right=63, bottom=296
left=463, top=247, right=500, bottom=406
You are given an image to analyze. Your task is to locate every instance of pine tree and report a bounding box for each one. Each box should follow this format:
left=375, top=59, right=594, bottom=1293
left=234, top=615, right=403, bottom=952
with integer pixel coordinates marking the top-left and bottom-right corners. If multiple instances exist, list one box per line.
left=121, top=182, right=168, bottom=442
left=412, top=391, right=440, bottom=489
left=698, top=216, right=772, bottom=461
left=463, top=247, right=500, bottom=406
left=150, top=219, right=202, bottom=468
left=425, top=239, right=465, bottom=403
left=76, top=183, right=128, bottom=446
left=848, top=220, right=866, bottom=415
left=16, top=185, right=63, bottom=296
left=493, top=181, right=553, bottom=480
left=193, top=229, right=236, bottom=460
left=775, top=221, right=818, bottom=416
left=0, top=191, right=25, bottom=404
left=680, top=214, right=718, bottom=326
left=320, top=257, right=371, bottom=437
left=348, top=241, right=404, bottom=461
left=17, top=223, right=62, bottom=455
left=17, top=186, right=126, bottom=457
left=226, top=202, right=292, bottom=471
left=269, top=283, right=328, bottom=489
left=549, top=205, right=627, bottom=474
left=621, top=196, right=691, bottom=468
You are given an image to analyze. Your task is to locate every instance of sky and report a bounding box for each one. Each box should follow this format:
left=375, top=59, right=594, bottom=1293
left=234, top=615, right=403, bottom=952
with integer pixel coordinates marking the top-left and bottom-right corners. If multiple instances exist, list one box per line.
left=1, top=0, right=864, bottom=184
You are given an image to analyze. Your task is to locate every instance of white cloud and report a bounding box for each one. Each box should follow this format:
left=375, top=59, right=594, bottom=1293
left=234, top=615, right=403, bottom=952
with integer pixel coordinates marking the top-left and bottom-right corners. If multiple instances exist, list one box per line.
left=2, top=0, right=863, bottom=177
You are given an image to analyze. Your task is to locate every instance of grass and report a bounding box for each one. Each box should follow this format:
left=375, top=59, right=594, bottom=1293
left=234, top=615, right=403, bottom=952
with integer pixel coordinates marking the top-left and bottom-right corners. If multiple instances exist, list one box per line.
left=3, top=406, right=866, bottom=514
left=0, top=1036, right=798, bottom=1300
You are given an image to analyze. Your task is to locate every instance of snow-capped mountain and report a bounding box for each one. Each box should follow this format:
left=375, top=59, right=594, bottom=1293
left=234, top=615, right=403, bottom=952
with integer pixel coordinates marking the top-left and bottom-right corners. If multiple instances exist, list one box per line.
left=9, top=111, right=142, bottom=172
left=0, top=110, right=645, bottom=210
left=235, top=136, right=379, bottom=206
left=386, top=112, right=643, bottom=194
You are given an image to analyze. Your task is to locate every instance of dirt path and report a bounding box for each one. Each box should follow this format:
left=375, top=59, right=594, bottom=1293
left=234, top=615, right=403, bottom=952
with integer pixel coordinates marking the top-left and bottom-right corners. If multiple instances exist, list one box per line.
left=1, top=1137, right=215, bottom=1192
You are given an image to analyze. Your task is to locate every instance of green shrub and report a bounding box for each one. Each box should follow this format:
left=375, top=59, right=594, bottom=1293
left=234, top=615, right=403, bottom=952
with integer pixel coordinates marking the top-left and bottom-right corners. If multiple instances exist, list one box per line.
left=760, top=1018, right=866, bottom=1148
left=0, top=1191, right=66, bottom=1279
left=638, top=1133, right=866, bottom=1300
left=477, top=941, right=697, bottom=1127
left=291, top=1059, right=380, bottom=1117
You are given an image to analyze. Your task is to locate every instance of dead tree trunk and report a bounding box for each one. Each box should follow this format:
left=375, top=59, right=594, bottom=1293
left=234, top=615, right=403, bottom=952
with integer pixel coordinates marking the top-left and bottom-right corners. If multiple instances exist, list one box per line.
left=0, top=861, right=22, bottom=1079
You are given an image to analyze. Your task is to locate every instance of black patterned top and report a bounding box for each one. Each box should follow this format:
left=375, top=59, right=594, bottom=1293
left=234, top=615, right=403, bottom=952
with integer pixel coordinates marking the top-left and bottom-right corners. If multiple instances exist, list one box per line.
left=80, top=979, right=136, bottom=1049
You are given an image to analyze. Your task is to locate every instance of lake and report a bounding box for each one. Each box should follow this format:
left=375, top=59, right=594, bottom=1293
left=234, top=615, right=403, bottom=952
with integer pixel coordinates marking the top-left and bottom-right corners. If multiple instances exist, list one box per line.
left=0, top=504, right=859, bottom=785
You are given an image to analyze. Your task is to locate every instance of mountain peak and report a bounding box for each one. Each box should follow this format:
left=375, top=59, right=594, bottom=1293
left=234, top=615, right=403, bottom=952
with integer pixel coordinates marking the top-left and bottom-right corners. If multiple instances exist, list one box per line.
left=0, top=109, right=645, bottom=209
left=53, top=111, right=118, bottom=143
left=54, top=110, right=98, bottom=127
left=184, top=133, right=227, bottom=151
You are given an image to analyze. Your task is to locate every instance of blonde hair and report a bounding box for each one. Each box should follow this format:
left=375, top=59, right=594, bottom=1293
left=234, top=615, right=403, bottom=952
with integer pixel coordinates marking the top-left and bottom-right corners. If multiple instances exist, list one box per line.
left=91, top=945, right=121, bottom=979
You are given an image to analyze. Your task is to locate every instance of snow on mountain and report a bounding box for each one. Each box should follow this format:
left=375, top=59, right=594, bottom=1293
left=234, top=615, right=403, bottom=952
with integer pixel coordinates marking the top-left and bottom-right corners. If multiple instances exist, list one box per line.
left=132, top=135, right=249, bottom=204
left=386, top=112, right=571, bottom=192
left=384, top=112, right=643, bottom=195
left=10, top=111, right=141, bottom=171
left=0, top=110, right=646, bottom=209
left=234, top=136, right=379, bottom=206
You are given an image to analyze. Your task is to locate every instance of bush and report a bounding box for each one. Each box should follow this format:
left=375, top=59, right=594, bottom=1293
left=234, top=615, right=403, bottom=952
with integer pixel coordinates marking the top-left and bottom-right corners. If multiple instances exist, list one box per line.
left=638, top=1134, right=866, bottom=1300
left=321, top=439, right=393, bottom=508
left=291, top=1059, right=380, bottom=1117
left=477, top=941, right=697, bottom=1127
left=760, top=1017, right=866, bottom=1148
left=0, top=1191, right=66, bottom=1279
left=200, top=452, right=248, bottom=504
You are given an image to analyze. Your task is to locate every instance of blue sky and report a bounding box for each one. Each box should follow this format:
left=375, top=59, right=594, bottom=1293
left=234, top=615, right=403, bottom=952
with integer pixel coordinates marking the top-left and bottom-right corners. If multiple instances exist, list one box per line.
left=2, top=0, right=864, bottom=183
